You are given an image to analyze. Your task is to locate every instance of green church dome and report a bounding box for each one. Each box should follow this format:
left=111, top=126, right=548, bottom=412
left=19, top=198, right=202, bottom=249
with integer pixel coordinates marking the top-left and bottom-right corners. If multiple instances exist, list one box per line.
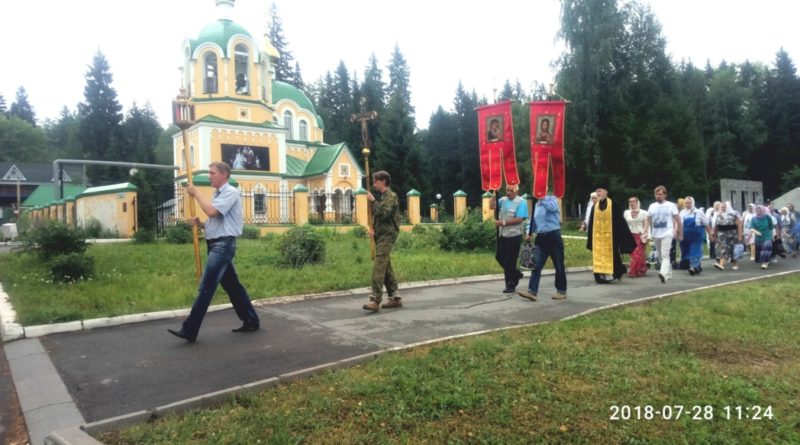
left=272, top=80, right=325, bottom=129
left=191, top=19, right=252, bottom=57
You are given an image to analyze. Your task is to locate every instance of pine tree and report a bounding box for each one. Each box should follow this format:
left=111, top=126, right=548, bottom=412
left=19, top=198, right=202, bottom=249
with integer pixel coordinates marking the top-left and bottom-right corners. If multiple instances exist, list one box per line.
left=268, top=2, right=296, bottom=85
left=44, top=106, right=83, bottom=159
left=422, top=106, right=459, bottom=203
left=499, top=80, right=514, bottom=101
left=328, top=61, right=353, bottom=145
left=761, top=48, right=800, bottom=196
left=291, top=61, right=305, bottom=90
left=0, top=93, right=7, bottom=115
left=78, top=50, right=123, bottom=185
left=453, top=84, right=481, bottom=204
left=122, top=103, right=165, bottom=231
left=376, top=45, right=416, bottom=196
left=9, top=86, right=36, bottom=126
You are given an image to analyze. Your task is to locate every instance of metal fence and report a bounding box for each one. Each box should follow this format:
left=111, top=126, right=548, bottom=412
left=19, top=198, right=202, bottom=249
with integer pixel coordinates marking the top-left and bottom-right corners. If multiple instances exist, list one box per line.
left=157, top=185, right=298, bottom=234
left=309, top=190, right=355, bottom=223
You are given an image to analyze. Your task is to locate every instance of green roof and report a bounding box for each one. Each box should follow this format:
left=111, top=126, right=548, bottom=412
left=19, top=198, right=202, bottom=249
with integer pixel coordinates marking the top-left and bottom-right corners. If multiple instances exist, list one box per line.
left=453, top=190, right=468, bottom=197
left=283, top=144, right=364, bottom=178
left=191, top=19, right=252, bottom=57
left=271, top=80, right=325, bottom=129
left=198, top=114, right=281, bottom=129
left=78, top=182, right=138, bottom=198
left=285, top=155, right=309, bottom=176
left=22, top=184, right=86, bottom=207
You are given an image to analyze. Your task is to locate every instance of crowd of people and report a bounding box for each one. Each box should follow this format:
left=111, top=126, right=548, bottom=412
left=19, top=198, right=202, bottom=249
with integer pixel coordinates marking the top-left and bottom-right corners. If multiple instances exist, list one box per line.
left=581, top=186, right=800, bottom=281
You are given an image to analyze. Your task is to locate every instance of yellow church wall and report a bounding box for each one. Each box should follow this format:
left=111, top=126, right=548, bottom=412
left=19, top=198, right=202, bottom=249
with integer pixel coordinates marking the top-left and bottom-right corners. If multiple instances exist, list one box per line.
left=329, top=151, right=360, bottom=191
left=76, top=191, right=137, bottom=238
left=175, top=128, right=201, bottom=177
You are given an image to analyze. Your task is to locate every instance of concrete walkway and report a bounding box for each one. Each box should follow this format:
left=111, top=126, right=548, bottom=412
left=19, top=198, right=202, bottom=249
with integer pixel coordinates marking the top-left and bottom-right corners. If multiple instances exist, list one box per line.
left=3, top=258, right=799, bottom=444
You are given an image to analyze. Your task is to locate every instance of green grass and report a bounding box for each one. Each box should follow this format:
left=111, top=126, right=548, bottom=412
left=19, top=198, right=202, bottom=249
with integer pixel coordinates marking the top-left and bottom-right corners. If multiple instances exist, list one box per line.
left=0, top=232, right=591, bottom=325
left=99, top=274, right=800, bottom=444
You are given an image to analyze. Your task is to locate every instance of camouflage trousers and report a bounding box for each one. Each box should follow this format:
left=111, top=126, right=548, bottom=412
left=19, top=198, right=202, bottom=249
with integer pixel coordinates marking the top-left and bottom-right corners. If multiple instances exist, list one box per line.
left=371, top=237, right=398, bottom=302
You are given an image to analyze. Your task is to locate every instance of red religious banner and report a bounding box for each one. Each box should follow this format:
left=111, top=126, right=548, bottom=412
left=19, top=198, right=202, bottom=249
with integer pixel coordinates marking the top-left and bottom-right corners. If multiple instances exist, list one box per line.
left=529, top=100, right=567, bottom=198
left=476, top=101, right=519, bottom=191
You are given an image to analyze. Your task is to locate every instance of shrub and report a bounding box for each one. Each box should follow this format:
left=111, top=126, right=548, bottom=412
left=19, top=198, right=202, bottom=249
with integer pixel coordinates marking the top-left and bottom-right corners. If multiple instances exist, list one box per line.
left=351, top=225, right=368, bottom=238
left=82, top=218, right=103, bottom=239
left=19, top=220, right=87, bottom=260
left=340, top=215, right=353, bottom=225
left=49, top=253, right=95, bottom=282
left=133, top=229, right=155, bottom=244
left=439, top=209, right=495, bottom=252
left=308, top=215, right=325, bottom=225
left=165, top=222, right=193, bottom=244
left=279, top=225, right=325, bottom=268
left=242, top=226, right=260, bottom=239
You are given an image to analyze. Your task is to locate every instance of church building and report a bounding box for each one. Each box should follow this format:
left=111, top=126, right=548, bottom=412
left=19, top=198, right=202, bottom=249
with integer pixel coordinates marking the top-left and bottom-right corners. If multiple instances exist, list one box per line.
left=173, top=0, right=362, bottom=224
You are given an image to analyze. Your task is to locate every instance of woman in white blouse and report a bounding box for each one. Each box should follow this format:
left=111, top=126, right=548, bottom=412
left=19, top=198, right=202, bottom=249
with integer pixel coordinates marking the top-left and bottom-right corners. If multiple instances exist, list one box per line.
left=623, top=197, right=649, bottom=277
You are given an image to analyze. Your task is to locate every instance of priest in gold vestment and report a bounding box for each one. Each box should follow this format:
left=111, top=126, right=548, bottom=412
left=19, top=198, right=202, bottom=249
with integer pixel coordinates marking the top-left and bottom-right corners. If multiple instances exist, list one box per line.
left=586, top=186, right=636, bottom=284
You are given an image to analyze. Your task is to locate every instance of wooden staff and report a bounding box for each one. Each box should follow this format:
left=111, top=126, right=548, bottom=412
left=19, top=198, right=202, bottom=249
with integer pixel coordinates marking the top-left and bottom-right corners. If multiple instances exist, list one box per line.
left=363, top=148, right=375, bottom=259
left=181, top=128, right=203, bottom=284
left=173, top=89, right=202, bottom=283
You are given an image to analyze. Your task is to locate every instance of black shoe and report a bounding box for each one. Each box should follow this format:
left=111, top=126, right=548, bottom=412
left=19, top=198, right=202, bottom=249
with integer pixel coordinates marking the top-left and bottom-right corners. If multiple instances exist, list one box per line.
left=502, top=287, right=516, bottom=293
left=232, top=323, right=259, bottom=333
left=688, top=268, right=696, bottom=276
left=167, top=328, right=196, bottom=342
left=658, top=273, right=665, bottom=283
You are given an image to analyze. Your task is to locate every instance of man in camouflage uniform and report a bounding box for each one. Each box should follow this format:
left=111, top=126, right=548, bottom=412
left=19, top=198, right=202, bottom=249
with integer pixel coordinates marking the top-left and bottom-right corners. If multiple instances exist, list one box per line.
left=363, top=170, right=402, bottom=312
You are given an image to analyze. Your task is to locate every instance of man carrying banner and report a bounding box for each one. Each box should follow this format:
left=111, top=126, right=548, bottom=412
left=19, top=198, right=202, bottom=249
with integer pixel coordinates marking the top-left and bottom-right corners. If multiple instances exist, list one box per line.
left=587, top=185, right=636, bottom=284
left=491, top=185, right=528, bottom=293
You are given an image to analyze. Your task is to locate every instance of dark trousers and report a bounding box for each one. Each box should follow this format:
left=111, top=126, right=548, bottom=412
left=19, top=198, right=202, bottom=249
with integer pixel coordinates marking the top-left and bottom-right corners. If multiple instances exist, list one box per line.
left=496, top=235, right=523, bottom=288
left=182, top=237, right=259, bottom=339
left=371, top=236, right=399, bottom=301
left=527, top=230, right=567, bottom=294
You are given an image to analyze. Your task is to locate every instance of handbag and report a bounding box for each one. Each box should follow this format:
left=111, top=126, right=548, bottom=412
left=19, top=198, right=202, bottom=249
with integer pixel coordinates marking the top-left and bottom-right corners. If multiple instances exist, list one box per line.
left=519, top=215, right=537, bottom=269
left=733, top=243, right=745, bottom=261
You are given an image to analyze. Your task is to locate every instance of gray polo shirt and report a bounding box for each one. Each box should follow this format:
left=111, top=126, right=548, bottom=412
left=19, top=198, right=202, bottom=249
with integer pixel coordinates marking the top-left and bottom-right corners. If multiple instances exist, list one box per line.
left=204, top=183, right=243, bottom=239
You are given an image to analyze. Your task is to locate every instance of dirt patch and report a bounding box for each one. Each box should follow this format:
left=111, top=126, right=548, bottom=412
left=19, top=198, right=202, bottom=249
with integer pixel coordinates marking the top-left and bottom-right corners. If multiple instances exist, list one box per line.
left=0, top=344, right=29, bottom=445
left=683, top=334, right=789, bottom=369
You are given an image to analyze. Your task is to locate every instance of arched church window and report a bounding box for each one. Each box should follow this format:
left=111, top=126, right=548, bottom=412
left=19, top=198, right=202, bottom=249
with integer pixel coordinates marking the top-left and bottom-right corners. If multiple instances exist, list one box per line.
left=284, top=111, right=294, bottom=139
left=181, top=149, right=186, bottom=169
left=234, top=44, right=249, bottom=95
left=253, top=184, right=267, bottom=222
left=203, top=53, right=218, bottom=94
left=299, top=120, right=308, bottom=141
left=189, top=145, right=195, bottom=167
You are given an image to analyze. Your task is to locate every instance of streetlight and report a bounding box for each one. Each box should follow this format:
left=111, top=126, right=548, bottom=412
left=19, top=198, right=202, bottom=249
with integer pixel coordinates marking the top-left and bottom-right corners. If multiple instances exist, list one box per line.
left=172, top=87, right=202, bottom=283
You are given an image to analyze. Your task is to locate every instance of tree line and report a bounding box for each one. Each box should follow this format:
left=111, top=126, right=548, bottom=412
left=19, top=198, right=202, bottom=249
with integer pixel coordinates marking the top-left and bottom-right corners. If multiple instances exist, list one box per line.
left=2, top=0, right=799, bottom=221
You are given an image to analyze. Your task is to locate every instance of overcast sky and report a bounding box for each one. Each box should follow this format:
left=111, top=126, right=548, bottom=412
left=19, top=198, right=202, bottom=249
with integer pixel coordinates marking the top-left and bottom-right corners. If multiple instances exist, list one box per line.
left=1, top=0, right=798, bottom=130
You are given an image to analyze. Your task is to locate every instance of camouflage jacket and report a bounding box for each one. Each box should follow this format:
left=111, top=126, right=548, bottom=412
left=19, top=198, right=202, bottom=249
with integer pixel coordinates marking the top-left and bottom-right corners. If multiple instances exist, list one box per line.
left=372, top=189, right=400, bottom=240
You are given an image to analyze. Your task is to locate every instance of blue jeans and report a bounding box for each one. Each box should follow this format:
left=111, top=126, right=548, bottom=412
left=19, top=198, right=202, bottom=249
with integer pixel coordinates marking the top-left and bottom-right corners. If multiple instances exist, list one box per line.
left=527, top=230, right=567, bottom=294
left=182, top=237, right=259, bottom=339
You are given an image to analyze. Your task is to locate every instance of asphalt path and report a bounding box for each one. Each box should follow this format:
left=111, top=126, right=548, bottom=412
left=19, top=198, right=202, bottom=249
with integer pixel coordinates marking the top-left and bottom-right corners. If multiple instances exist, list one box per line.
left=37, top=258, right=800, bottom=423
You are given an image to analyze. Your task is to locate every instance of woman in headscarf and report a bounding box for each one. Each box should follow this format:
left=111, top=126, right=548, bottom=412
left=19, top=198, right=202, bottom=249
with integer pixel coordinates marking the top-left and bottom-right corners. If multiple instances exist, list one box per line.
left=680, top=196, right=711, bottom=275
left=742, top=203, right=756, bottom=261
left=713, top=201, right=743, bottom=271
left=624, top=196, right=649, bottom=277
left=779, top=207, right=798, bottom=258
left=750, top=205, right=775, bottom=269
